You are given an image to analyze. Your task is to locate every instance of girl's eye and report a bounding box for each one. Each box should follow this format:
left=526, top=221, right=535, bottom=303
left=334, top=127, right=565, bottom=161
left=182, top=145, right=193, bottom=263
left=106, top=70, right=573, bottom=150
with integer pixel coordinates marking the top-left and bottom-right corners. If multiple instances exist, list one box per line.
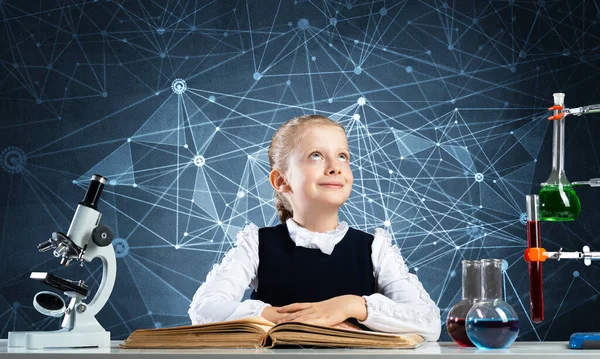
left=310, top=152, right=323, bottom=160
left=338, top=154, right=349, bottom=162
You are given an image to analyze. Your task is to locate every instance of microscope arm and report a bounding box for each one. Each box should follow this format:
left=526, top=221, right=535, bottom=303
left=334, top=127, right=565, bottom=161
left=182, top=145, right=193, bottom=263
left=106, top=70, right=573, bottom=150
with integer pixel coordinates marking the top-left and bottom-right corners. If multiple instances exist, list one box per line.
left=525, top=246, right=600, bottom=266
left=81, top=242, right=116, bottom=317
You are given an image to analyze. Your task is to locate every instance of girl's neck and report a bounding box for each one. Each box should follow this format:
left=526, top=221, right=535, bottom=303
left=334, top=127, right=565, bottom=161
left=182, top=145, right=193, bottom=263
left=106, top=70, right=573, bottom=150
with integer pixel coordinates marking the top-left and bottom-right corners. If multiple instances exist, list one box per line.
left=291, top=210, right=339, bottom=233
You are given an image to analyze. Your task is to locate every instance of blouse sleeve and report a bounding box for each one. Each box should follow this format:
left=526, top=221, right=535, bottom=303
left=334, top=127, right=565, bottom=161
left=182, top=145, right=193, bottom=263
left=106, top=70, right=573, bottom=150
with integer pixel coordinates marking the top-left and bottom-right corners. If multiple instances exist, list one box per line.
left=187, top=224, right=271, bottom=324
left=358, top=228, right=441, bottom=341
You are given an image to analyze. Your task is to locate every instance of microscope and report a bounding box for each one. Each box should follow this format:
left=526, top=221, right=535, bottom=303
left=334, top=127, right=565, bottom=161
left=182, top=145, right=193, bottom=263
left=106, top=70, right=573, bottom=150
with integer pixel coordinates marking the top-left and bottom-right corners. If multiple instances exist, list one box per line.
left=8, top=174, right=116, bottom=349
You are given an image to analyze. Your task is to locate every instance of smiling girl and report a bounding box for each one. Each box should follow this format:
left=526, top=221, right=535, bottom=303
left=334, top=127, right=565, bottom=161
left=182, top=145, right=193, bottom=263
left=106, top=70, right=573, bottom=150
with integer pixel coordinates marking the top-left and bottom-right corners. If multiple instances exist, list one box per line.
left=188, top=115, right=441, bottom=340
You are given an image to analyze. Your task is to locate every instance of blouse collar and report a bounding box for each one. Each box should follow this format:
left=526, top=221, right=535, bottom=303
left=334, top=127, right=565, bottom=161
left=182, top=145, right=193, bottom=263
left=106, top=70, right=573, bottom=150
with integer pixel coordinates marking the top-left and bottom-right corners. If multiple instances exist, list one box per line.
left=285, top=218, right=349, bottom=255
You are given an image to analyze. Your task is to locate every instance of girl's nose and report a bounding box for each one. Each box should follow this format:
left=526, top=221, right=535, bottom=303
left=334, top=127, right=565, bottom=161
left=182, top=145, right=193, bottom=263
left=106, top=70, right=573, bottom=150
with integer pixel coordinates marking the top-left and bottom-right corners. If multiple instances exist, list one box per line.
left=327, top=165, right=342, bottom=175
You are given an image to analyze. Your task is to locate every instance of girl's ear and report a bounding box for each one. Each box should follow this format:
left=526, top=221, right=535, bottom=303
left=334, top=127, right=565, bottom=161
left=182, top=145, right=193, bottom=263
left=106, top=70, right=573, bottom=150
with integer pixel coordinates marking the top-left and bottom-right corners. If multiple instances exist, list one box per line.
left=269, top=169, right=290, bottom=192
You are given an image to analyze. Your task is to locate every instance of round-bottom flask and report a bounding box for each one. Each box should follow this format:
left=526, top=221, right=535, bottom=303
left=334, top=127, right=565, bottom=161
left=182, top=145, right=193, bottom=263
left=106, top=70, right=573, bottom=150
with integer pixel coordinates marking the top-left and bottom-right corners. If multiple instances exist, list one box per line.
left=446, top=260, right=480, bottom=347
left=466, top=259, right=519, bottom=349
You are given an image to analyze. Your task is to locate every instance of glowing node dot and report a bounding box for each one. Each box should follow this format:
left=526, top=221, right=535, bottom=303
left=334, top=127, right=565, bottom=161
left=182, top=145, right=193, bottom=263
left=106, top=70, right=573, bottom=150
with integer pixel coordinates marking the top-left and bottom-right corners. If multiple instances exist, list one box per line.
left=184, top=232, right=188, bottom=236
left=353, top=114, right=361, bottom=121
left=354, top=39, right=359, bottom=44
left=405, top=66, right=412, bottom=73
left=193, top=155, right=205, bottom=167
left=357, top=97, right=366, bottom=106
left=433, top=241, right=437, bottom=245
left=217, top=221, right=222, bottom=225
left=156, top=27, right=165, bottom=35
left=208, top=95, right=215, bottom=102
left=286, top=80, right=291, bottom=85
left=474, top=173, right=484, bottom=182
left=184, top=144, right=188, bottom=149
left=330, top=18, right=337, bottom=26
left=1, top=147, right=27, bottom=174
left=215, top=127, right=220, bottom=131
left=384, top=220, right=391, bottom=227
left=426, top=50, right=431, bottom=55
left=328, top=98, right=333, bottom=103
left=414, top=267, right=419, bottom=272
left=380, top=7, right=387, bottom=16
left=133, top=183, right=138, bottom=188
left=354, top=66, right=362, bottom=75
left=519, top=212, right=527, bottom=225
left=573, top=271, right=580, bottom=277
left=237, top=191, right=245, bottom=198
left=109, top=180, right=117, bottom=185
left=253, top=72, right=262, bottom=81
left=127, top=138, right=131, bottom=142
left=223, top=31, right=228, bottom=37
left=311, top=56, right=316, bottom=61
left=171, top=79, right=187, bottom=94
left=456, top=245, right=460, bottom=250
left=448, top=44, right=454, bottom=50
left=297, top=18, right=310, bottom=30
left=388, top=170, right=393, bottom=174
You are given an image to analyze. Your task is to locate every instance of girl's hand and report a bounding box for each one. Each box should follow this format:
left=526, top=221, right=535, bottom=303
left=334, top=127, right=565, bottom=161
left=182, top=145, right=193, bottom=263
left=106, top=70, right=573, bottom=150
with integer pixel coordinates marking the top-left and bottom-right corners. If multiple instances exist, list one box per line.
left=332, top=320, right=362, bottom=331
left=275, top=295, right=367, bottom=327
left=261, top=306, right=289, bottom=324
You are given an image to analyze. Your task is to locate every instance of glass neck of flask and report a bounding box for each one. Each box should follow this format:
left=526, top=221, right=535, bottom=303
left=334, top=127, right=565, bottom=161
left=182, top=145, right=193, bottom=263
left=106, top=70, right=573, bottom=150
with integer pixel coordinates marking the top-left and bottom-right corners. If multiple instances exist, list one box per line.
left=480, top=259, right=503, bottom=300
left=461, top=260, right=481, bottom=300
left=551, top=119, right=565, bottom=175
left=550, top=94, right=566, bottom=181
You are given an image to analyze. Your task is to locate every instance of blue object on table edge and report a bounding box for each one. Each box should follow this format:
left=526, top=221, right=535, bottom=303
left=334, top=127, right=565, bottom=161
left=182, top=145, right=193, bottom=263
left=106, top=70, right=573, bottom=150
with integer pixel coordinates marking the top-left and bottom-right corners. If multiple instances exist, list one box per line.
left=570, top=332, right=600, bottom=349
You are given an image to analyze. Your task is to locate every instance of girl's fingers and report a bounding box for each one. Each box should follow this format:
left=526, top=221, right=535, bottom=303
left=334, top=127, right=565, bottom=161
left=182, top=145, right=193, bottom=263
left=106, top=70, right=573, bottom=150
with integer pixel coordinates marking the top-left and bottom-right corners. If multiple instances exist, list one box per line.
left=278, top=302, right=312, bottom=313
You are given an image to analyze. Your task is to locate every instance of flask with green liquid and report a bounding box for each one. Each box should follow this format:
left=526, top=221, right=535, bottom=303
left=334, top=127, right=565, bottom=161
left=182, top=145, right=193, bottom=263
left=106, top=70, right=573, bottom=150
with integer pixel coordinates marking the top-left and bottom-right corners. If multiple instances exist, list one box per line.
left=539, top=93, right=581, bottom=221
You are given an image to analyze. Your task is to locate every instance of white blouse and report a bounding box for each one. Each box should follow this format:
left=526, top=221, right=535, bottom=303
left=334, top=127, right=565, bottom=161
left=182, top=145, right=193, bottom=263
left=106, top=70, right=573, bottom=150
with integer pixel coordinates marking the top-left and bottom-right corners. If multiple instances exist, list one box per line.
left=188, top=219, right=441, bottom=341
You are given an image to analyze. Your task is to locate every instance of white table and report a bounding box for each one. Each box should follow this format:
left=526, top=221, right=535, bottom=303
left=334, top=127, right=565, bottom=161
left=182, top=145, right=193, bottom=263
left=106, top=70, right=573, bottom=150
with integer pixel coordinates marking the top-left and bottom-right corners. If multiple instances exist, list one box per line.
left=1, top=341, right=598, bottom=358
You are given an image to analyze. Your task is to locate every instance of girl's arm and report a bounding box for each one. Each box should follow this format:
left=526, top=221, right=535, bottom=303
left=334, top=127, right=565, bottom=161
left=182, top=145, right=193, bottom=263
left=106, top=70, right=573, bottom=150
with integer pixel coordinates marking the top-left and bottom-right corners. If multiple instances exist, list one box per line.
left=358, top=228, right=442, bottom=341
left=188, top=224, right=270, bottom=324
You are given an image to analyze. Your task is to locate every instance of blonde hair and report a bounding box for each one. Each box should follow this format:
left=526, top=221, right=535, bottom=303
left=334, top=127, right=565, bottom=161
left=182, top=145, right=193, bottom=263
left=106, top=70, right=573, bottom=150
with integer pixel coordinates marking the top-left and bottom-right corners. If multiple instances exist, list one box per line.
left=268, top=114, right=346, bottom=223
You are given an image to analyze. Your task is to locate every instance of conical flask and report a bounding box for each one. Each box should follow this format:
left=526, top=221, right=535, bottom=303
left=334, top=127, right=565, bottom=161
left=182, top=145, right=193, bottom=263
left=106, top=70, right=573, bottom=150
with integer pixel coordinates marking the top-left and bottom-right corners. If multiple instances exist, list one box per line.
left=539, top=93, right=581, bottom=221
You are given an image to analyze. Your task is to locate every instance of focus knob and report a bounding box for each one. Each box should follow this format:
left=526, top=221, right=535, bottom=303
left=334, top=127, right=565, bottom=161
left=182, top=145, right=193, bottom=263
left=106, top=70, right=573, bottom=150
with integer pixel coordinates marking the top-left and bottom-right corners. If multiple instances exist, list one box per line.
left=91, top=225, right=113, bottom=247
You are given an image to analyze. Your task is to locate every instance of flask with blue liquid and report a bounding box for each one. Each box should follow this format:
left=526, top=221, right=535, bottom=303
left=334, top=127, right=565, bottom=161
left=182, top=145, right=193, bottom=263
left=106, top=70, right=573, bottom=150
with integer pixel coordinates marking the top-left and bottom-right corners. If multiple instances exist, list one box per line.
left=465, top=259, right=519, bottom=349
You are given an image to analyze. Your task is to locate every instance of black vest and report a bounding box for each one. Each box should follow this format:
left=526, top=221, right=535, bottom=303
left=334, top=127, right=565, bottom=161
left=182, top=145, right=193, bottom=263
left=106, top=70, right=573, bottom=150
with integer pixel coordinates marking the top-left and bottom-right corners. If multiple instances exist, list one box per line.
left=250, top=223, right=376, bottom=306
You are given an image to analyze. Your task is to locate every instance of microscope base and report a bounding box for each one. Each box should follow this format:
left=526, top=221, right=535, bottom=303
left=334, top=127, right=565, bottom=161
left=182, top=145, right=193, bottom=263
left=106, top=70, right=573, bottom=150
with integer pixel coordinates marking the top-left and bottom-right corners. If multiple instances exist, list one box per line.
left=8, top=329, right=110, bottom=349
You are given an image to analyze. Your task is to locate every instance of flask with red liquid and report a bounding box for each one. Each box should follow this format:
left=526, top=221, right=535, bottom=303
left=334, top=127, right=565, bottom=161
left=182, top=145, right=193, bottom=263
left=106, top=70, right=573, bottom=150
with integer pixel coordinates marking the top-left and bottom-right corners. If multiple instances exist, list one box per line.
left=526, top=194, right=544, bottom=323
left=446, top=260, right=481, bottom=346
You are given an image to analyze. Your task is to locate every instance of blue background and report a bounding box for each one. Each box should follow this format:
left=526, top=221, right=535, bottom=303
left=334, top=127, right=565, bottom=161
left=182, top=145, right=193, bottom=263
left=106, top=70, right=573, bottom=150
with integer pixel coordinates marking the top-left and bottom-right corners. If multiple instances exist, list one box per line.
left=2, top=0, right=600, bottom=342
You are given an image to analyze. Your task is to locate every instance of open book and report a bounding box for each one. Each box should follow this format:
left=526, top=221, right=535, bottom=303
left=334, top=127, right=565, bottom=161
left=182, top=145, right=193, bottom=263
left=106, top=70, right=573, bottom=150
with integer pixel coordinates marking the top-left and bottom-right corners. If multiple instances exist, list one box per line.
left=121, top=316, right=425, bottom=349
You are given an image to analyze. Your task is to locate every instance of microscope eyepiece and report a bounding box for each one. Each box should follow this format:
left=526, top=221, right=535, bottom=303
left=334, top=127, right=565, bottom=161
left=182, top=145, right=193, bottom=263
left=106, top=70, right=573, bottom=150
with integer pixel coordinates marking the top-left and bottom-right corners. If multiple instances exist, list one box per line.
left=80, top=174, right=107, bottom=209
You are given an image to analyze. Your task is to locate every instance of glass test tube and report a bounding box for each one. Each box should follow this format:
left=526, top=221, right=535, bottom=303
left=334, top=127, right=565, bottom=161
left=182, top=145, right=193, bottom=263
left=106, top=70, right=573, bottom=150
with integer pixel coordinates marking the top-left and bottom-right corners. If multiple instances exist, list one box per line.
left=526, top=194, right=544, bottom=323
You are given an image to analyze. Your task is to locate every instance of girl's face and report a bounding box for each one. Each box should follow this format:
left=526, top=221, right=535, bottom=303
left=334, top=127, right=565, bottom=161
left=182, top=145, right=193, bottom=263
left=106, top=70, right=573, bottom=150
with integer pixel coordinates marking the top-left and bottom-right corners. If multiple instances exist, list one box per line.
left=283, top=124, right=353, bottom=213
